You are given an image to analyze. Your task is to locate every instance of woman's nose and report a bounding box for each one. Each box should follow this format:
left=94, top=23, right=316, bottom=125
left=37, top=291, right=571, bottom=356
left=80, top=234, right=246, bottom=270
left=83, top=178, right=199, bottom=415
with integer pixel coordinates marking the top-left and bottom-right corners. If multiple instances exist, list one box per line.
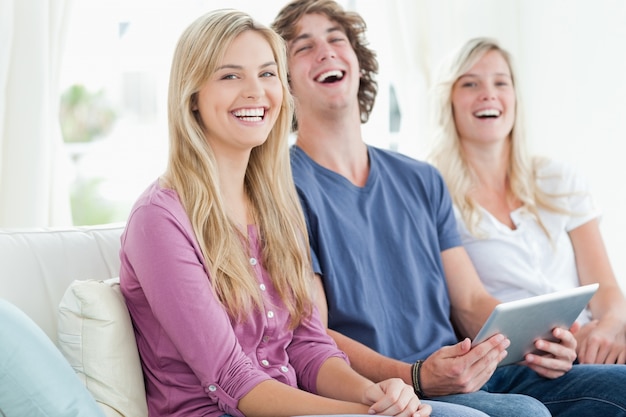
left=480, top=85, right=496, bottom=101
left=243, top=78, right=264, bottom=99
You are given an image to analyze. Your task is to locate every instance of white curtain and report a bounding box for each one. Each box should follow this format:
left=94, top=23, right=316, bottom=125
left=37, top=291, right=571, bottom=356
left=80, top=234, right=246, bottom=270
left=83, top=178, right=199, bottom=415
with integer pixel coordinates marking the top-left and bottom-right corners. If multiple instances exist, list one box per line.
left=0, top=0, right=73, bottom=227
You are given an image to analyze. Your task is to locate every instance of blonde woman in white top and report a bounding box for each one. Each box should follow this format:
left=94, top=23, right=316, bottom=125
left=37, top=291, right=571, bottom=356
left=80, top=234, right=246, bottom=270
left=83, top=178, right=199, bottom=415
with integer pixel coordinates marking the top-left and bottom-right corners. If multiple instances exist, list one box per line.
left=429, top=37, right=626, bottom=364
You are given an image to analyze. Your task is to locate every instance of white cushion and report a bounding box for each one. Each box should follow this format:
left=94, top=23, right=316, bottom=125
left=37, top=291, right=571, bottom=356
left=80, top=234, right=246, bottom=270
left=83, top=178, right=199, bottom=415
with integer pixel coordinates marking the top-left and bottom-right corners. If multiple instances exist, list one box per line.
left=58, top=278, right=148, bottom=417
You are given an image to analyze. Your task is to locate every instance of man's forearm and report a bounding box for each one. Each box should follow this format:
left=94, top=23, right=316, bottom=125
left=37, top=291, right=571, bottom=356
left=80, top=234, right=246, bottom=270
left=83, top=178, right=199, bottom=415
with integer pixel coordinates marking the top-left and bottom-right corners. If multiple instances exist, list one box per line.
left=327, top=328, right=412, bottom=384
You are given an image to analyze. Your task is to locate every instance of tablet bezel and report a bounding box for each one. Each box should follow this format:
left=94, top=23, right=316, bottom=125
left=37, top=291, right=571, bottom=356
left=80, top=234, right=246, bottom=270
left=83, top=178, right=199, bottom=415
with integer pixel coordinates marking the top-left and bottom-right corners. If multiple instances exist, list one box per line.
left=471, top=283, right=599, bottom=366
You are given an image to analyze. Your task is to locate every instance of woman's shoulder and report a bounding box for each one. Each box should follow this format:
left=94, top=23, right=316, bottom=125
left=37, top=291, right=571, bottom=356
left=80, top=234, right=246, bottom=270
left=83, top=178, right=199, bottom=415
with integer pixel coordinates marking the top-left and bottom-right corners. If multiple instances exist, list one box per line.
left=126, top=179, right=188, bottom=227
left=534, top=157, right=574, bottom=175
left=534, top=157, right=592, bottom=196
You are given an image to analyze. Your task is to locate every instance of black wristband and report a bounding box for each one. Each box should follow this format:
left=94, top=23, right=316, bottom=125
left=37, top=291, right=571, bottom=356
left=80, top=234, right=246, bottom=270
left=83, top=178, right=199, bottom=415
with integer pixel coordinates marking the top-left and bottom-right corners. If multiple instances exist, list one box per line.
left=411, top=360, right=426, bottom=398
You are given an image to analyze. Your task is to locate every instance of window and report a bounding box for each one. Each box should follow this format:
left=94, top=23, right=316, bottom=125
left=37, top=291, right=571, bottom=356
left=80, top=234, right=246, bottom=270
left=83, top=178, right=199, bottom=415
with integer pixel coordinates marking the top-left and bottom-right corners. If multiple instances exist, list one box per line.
left=60, top=0, right=383, bottom=225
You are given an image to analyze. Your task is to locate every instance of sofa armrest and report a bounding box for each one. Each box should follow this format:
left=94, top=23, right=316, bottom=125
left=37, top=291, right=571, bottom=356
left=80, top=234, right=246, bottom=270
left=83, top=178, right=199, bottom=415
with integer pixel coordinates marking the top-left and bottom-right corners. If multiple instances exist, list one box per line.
left=0, top=224, right=124, bottom=340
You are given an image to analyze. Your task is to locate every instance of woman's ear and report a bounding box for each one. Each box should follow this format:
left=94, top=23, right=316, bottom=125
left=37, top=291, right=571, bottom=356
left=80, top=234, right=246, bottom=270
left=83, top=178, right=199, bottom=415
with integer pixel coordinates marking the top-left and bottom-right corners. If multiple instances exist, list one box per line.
left=190, top=92, right=198, bottom=111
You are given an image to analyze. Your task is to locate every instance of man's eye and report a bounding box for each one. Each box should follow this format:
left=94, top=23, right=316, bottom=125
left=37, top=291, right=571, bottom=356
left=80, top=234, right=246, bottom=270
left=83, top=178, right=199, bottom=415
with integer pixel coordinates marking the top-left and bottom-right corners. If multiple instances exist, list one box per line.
left=294, top=45, right=311, bottom=54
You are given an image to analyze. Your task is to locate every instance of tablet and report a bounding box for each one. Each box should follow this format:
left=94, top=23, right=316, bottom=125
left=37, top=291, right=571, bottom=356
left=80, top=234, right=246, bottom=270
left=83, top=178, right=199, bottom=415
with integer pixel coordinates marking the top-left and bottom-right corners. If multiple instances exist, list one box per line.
left=472, top=283, right=599, bottom=366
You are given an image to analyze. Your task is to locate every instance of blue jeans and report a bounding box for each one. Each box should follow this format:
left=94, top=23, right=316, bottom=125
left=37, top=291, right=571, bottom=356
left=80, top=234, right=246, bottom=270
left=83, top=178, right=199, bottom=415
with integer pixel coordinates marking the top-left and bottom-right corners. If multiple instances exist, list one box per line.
left=424, top=400, right=489, bottom=417
left=432, top=363, right=626, bottom=417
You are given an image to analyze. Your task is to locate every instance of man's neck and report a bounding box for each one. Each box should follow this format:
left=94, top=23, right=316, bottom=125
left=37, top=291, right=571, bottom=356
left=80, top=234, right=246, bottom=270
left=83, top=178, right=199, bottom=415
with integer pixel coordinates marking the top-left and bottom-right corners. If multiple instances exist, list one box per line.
left=296, top=112, right=369, bottom=187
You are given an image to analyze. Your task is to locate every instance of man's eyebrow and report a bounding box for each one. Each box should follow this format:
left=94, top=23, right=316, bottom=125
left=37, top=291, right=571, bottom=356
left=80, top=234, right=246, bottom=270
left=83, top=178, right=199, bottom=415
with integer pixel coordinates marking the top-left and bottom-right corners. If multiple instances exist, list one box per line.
left=291, top=25, right=344, bottom=44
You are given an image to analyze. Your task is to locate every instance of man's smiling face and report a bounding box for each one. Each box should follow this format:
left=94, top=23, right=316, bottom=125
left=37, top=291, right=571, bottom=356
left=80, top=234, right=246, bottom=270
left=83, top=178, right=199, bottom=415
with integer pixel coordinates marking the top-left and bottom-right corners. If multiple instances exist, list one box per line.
left=286, top=13, right=361, bottom=117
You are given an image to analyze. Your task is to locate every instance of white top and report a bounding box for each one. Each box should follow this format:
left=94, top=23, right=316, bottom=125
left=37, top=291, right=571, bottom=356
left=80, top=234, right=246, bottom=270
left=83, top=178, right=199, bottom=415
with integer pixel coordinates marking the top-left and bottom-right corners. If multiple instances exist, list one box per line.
left=456, top=160, right=600, bottom=324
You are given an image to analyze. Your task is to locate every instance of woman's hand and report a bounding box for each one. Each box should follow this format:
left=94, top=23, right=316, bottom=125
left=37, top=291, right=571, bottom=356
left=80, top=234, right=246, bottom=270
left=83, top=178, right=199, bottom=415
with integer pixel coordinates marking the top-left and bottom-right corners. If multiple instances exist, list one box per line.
left=576, top=318, right=626, bottom=364
left=522, top=327, right=577, bottom=378
left=363, top=378, right=431, bottom=417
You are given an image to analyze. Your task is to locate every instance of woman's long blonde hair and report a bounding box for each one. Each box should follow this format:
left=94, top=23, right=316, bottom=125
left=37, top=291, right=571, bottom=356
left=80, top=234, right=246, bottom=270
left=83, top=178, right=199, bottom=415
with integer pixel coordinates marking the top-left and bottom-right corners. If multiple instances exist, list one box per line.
left=429, top=37, right=561, bottom=238
left=165, top=9, right=312, bottom=326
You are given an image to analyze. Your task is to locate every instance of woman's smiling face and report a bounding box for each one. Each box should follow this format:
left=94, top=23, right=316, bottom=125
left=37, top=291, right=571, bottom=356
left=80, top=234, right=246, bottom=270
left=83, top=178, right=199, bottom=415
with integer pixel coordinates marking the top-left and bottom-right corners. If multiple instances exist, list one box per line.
left=195, top=30, right=283, bottom=157
left=451, top=49, right=516, bottom=147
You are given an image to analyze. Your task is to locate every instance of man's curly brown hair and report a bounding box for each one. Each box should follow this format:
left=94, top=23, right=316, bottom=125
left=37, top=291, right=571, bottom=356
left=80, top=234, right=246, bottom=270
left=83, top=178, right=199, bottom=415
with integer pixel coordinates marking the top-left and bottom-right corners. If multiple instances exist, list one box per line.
left=272, top=0, right=378, bottom=130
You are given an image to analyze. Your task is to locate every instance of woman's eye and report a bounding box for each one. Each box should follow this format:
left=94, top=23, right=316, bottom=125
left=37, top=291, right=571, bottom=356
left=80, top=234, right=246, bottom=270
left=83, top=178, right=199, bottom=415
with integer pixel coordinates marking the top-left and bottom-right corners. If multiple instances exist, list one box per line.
left=462, top=82, right=477, bottom=88
left=221, top=74, right=237, bottom=80
left=261, top=71, right=276, bottom=78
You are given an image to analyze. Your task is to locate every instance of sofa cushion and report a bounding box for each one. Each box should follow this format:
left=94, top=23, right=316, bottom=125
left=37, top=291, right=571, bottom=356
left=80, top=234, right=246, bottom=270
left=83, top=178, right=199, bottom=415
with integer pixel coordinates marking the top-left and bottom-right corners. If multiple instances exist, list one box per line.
left=0, top=299, right=105, bottom=417
left=58, top=278, right=148, bottom=417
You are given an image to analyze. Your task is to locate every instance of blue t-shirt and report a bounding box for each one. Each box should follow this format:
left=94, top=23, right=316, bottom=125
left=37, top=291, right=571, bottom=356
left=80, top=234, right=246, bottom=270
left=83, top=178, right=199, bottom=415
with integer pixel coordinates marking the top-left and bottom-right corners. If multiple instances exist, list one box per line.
left=291, top=145, right=461, bottom=362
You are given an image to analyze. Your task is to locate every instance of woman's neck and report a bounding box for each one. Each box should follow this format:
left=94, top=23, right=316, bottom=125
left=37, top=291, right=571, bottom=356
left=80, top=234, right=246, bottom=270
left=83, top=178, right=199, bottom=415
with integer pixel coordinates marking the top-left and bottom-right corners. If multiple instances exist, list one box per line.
left=463, top=138, right=521, bottom=227
left=462, top=138, right=510, bottom=191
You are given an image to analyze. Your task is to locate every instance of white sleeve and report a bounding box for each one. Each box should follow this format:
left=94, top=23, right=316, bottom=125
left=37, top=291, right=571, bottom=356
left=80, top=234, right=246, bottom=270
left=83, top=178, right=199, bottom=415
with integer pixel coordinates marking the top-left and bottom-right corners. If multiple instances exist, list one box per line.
left=537, top=159, right=600, bottom=231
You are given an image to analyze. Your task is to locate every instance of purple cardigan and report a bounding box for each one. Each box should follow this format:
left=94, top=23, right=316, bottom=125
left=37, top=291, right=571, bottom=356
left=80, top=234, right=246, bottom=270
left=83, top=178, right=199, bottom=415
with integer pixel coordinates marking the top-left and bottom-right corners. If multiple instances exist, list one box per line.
left=120, top=181, right=347, bottom=417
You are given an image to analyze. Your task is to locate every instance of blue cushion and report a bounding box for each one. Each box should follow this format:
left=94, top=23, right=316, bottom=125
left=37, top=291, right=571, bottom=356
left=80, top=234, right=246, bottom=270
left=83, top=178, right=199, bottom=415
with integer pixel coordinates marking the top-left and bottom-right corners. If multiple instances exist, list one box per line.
left=0, top=299, right=105, bottom=417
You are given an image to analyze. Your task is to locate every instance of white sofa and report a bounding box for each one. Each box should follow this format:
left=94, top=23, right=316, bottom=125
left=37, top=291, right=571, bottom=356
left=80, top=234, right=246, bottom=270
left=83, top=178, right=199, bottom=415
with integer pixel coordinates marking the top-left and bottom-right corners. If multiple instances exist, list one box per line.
left=0, top=224, right=147, bottom=417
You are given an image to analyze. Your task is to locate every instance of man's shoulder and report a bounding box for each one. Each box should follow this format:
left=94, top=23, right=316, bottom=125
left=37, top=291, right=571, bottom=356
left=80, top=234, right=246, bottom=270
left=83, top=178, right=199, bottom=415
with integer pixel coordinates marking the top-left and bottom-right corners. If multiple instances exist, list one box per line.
left=369, top=146, right=442, bottom=179
left=290, top=145, right=314, bottom=170
left=289, top=145, right=324, bottom=185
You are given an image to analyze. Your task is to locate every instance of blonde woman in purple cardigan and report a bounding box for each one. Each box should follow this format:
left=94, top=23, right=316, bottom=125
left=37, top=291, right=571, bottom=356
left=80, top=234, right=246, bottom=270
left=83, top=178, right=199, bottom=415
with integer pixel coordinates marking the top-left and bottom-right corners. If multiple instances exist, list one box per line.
left=119, top=9, right=428, bottom=417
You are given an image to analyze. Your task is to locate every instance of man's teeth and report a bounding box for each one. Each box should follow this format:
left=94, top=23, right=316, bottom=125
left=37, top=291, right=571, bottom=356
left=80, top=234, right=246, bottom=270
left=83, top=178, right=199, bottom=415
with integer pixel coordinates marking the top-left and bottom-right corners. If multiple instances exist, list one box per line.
left=233, top=108, right=264, bottom=121
left=474, top=109, right=501, bottom=117
left=316, top=70, right=344, bottom=82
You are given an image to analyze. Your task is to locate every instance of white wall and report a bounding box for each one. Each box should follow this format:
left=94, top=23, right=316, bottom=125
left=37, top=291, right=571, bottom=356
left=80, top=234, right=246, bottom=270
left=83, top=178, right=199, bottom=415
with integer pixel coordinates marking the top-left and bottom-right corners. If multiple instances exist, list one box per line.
left=520, top=2, right=626, bottom=292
